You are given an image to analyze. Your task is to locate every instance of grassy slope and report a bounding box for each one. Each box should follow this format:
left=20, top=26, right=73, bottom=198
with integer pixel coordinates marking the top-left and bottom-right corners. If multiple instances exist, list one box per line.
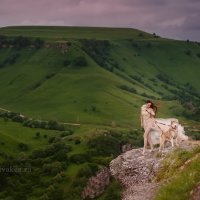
left=0, top=118, right=60, bottom=156
left=154, top=147, right=200, bottom=200
left=0, top=26, right=200, bottom=199
left=0, top=33, right=199, bottom=126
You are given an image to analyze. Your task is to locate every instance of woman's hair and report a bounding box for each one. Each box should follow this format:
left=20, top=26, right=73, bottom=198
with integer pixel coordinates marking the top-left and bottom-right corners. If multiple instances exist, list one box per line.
left=146, top=100, right=158, bottom=115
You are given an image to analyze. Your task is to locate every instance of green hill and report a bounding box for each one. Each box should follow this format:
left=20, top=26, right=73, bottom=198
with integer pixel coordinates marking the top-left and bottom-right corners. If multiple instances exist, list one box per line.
left=0, top=26, right=200, bottom=200
left=0, top=26, right=200, bottom=127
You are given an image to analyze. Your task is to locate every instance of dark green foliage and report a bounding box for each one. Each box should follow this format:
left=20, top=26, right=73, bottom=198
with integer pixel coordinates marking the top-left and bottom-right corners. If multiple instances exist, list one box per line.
left=88, top=135, right=121, bottom=157
left=18, top=142, right=28, bottom=151
left=91, top=105, right=97, bottom=112
left=48, top=120, right=65, bottom=131
left=63, top=59, right=71, bottom=66
left=0, top=35, right=44, bottom=49
left=140, top=92, right=156, bottom=99
left=147, top=42, right=152, bottom=48
left=119, top=85, right=137, bottom=94
left=80, top=39, right=110, bottom=68
left=130, top=75, right=144, bottom=84
left=98, top=180, right=122, bottom=200
left=0, top=141, right=69, bottom=199
left=77, top=163, right=98, bottom=178
left=43, top=161, right=63, bottom=175
left=31, top=142, right=72, bottom=159
left=185, top=49, right=192, bottom=56
left=35, top=132, right=40, bottom=138
left=45, top=72, right=56, bottom=79
left=156, top=73, right=175, bottom=86
left=73, top=56, right=87, bottom=67
left=138, top=32, right=144, bottom=37
left=74, top=139, right=81, bottom=144
left=0, top=111, right=68, bottom=131
left=34, top=38, right=44, bottom=49
left=12, top=36, right=31, bottom=49
left=59, top=130, right=73, bottom=137
left=70, top=153, right=91, bottom=164
left=0, top=53, right=20, bottom=68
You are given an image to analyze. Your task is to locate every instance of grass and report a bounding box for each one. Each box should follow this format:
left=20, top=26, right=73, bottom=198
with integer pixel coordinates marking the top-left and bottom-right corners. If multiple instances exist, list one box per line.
left=0, top=26, right=153, bottom=40
left=0, top=26, right=200, bottom=199
left=0, top=118, right=60, bottom=156
left=154, top=148, right=200, bottom=200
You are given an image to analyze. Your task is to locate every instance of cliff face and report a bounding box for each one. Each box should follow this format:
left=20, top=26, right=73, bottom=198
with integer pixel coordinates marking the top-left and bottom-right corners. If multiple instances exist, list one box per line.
left=81, top=167, right=110, bottom=199
left=109, top=142, right=198, bottom=200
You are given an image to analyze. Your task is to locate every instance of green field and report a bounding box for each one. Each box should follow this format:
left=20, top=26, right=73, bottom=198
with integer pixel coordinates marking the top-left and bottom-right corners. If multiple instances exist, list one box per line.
left=0, top=26, right=200, bottom=200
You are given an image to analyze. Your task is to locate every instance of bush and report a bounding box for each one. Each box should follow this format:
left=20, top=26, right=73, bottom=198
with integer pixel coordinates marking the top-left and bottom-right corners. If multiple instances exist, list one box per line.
left=18, top=143, right=28, bottom=151
left=119, top=85, right=137, bottom=94
left=185, top=49, right=191, bottom=56
left=34, top=38, right=44, bottom=49
left=88, top=135, right=121, bottom=157
left=42, top=161, right=63, bottom=175
left=138, top=32, right=144, bottom=37
left=63, top=59, right=71, bottom=66
left=70, top=153, right=90, bottom=164
left=77, top=163, right=98, bottom=178
left=59, top=131, right=73, bottom=137
left=72, top=56, right=87, bottom=67
left=35, top=132, right=40, bottom=139
left=45, top=72, right=56, bottom=79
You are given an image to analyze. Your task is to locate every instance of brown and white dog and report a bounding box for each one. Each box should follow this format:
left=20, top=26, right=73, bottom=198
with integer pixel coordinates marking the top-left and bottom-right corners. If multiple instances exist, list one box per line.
left=149, top=118, right=188, bottom=151
left=158, top=120, right=179, bottom=151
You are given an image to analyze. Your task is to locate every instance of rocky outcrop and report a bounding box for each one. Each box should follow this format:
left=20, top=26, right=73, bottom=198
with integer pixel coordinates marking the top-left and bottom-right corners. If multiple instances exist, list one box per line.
left=44, top=42, right=69, bottom=54
left=110, top=148, right=163, bottom=200
left=109, top=142, right=198, bottom=200
left=81, top=167, right=110, bottom=199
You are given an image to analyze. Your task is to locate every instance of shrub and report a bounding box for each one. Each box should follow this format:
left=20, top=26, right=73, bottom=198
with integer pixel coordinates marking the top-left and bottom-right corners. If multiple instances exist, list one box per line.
left=63, top=59, right=71, bottom=66
left=72, top=56, right=87, bottom=67
left=45, top=72, right=56, bottom=79
left=34, top=38, right=44, bottom=49
left=18, top=143, right=28, bottom=151
left=74, top=139, right=81, bottom=144
left=59, top=131, right=73, bottom=137
left=77, top=163, right=98, bottom=178
left=138, top=32, right=144, bottom=37
left=88, top=135, right=121, bottom=157
left=185, top=49, right=191, bottom=56
left=119, top=85, right=137, bottom=94
left=35, top=132, right=40, bottom=138
left=70, top=153, right=90, bottom=164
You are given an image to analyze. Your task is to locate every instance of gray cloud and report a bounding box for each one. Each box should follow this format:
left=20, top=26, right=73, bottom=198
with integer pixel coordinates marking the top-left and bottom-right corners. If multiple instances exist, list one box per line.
left=0, top=0, right=200, bottom=41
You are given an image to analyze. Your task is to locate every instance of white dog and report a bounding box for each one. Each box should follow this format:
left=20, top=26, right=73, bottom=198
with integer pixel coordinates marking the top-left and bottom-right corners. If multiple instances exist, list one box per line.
left=149, top=118, right=188, bottom=151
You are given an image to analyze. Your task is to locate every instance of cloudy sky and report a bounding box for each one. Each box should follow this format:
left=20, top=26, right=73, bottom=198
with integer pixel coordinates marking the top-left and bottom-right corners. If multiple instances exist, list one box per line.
left=0, top=0, right=200, bottom=41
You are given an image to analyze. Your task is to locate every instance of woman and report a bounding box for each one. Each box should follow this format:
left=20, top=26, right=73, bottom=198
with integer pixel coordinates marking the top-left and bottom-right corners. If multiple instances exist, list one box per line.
left=140, top=100, right=158, bottom=154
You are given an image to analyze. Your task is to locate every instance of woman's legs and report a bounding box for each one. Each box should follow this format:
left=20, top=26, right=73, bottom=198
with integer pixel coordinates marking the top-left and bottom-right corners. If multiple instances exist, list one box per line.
left=143, top=126, right=152, bottom=154
left=143, top=123, right=163, bottom=154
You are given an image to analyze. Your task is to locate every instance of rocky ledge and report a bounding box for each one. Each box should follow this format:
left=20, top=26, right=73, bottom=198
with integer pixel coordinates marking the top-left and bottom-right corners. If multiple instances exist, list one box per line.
left=110, top=142, right=198, bottom=200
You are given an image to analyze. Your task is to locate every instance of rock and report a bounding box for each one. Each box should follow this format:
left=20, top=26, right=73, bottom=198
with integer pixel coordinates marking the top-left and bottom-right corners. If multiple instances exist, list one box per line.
left=109, top=142, right=198, bottom=200
left=81, top=167, right=110, bottom=199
